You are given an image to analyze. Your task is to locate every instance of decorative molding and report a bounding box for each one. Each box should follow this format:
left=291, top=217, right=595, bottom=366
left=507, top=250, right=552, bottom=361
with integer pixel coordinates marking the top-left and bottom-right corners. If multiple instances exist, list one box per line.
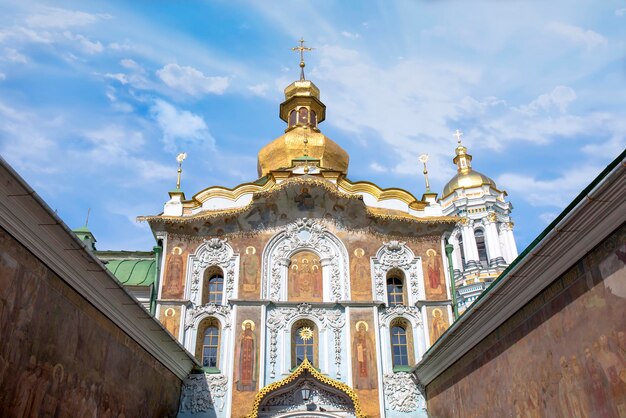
left=179, top=373, right=228, bottom=413
left=372, top=241, right=421, bottom=301
left=262, top=218, right=349, bottom=302
left=266, top=303, right=345, bottom=378
left=184, top=303, right=232, bottom=330
left=188, top=238, right=238, bottom=304
left=383, top=372, right=425, bottom=413
left=378, top=305, right=422, bottom=327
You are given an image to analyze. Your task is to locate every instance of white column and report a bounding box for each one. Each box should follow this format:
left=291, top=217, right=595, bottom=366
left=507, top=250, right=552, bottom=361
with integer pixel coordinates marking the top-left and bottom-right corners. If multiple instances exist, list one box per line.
left=483, top=217, right=505, bottom=266
left=505, top=223, right=518, bottom=260
left=461, top=220, right=480, bottom=269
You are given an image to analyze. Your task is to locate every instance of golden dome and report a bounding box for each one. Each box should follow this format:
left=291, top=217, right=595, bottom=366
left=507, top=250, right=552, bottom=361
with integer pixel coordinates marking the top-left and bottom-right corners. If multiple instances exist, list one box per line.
left=442, top=170, right=496, bottom=197
left=257, top=126, right=349, bottom=176
left=257, top=75, right=349, bottom=176
left=442, top=141, right=496, bottom=197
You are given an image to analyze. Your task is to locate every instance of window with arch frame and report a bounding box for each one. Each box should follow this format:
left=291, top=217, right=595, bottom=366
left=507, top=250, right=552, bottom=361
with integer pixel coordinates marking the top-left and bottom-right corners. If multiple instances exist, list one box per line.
left=202, top=266, right=224, bottom=305
left=291, top=319, right=317, bottom=368
left=196, top=317, right=220, bottom=369
left=390, top=319, right=410, bottom=368
left=386, top=270, right=405, bottom=306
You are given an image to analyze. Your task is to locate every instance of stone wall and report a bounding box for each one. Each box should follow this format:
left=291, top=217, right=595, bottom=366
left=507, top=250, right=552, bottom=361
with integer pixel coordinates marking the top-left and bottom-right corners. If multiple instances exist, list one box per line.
left=0, top=226, right=182, bottom=417
left=426, top=224, right=626, bottom=417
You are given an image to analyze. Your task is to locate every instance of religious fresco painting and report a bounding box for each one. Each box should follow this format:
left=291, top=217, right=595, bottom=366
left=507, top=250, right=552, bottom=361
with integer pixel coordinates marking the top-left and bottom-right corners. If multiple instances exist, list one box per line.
left=159, top=305, right=182, bottom=340
left=288, top=250, right=323, bottom=302
left=427, top=225, right=626, bottom=418
left=162, top=243, right=187, bottom=299
left=427, top=306, right=450, bottom=346
left=164, top=181, right=451, bottom=240
left=231, top=306, right=262, bottom=418
left=349, top=308, right=380, bottom=417
left=0, top=227, right=181, bottom=417
left=338, top=234, right=381, bottom=301
left=234, top=234, right=272, bottom=299
left=424, top=248, right=447, bottom=300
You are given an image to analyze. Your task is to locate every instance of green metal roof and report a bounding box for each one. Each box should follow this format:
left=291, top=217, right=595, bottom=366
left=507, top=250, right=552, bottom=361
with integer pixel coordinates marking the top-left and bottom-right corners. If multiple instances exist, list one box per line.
left=104, top=259, right=156, bottom=286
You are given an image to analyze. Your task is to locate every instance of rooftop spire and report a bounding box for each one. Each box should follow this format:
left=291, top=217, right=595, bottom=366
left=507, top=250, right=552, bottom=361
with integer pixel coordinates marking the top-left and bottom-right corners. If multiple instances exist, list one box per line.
left=452, top=129, right=472, bottom=174
left=291, top=38, right=313, bottom=81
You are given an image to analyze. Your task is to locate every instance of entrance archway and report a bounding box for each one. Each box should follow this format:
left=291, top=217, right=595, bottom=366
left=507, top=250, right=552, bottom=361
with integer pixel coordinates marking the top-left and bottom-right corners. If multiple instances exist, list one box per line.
left=246, top=359, right=364, bottom=418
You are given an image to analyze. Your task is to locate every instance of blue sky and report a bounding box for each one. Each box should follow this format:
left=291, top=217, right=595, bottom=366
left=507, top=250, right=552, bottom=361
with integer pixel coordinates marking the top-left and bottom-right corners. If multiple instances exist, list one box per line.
left=0, top=0, right=624, bottom=251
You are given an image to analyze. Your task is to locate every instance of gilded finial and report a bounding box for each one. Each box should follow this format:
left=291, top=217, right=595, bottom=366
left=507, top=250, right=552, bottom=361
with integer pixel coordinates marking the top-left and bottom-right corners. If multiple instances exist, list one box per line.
left=291, top=38, right=314, bottom=81
left=454, top=129, right=463, bottom=144
left=419, top=154, right=430, bottom=193
left=176, top=152, right=187, bottom=190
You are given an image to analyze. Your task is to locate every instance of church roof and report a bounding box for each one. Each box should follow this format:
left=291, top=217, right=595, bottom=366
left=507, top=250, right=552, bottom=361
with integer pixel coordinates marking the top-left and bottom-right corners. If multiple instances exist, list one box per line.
left=104, top=258, right=156, bottom=287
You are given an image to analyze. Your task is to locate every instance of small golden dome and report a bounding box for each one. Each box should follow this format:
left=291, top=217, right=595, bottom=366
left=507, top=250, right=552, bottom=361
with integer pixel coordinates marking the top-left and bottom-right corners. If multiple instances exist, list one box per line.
left=442, top=170, right=496, bottom=197
left=257, top=126, right=349, bottom=176
left=257, top=72, right=348, bottom=176
left=442, top=137, right=496, bottom=197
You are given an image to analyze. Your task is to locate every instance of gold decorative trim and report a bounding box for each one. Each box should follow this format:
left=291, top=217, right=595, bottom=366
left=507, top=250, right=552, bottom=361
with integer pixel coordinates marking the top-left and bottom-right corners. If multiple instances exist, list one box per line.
left=245, top=358, right=365, bottom=418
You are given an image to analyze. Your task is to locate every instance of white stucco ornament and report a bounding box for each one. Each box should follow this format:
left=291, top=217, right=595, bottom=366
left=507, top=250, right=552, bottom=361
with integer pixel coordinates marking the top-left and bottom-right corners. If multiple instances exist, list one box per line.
left=383, top=372, right=425, bottom=413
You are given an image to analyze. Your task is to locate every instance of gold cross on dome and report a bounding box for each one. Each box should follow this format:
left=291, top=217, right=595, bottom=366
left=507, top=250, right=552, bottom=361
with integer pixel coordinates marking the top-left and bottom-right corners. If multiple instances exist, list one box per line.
left=454, top=129, right=464, bottom=144
left=291, top=38, right=314, bottom=80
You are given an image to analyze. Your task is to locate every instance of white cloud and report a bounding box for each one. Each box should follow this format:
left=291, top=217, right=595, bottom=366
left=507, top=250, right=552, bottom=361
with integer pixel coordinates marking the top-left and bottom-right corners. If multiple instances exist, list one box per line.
left=120, top=58, right=140, bottom=70
left=156, top=63, right=229, bottom=96
left=518, top=86, right=577, bottom=115
left=248, top=83, right=269, bottom=96
left=150, top=99, right=215, bottom=151
left=539, top=212, right=558, bottom=224
left=615, top=8, right=626, bottom=16
left=0, top=73, right=5, bottom=81
left=104, top=73, right=129, bottom=84
left=369, top=162, right=386, bottom=173
left=4, top=48, right=28, bottom=63
left=546, top=22, right=608, bottom=49
left=341, top=31, right=360, bottom=39
left=497, top=165, right=603, bottom=207
left=25, top=7, right=111, bottom=29
left=63, top=32, right=103, bottom=54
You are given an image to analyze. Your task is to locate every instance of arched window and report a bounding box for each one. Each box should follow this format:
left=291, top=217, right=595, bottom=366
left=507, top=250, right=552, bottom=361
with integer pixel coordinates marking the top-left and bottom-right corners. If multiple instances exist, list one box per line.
left=475, top=229, right=488, bottom=268
left=202, top=267, right=224, bottom=305
left=387, top=270, right=405, bottom=306
left=291, top=319, right=317, bottom=368
left=458, top=234, right=466, bottom=269
left=298, top=107, right=309, bottom=125
left=195, top=318, right=220, bottom=369
left=390, top=324, right=409, bottom=367
left=310, top=110, right=317, bottom=127
left=289, top=110, right=297, bottom=127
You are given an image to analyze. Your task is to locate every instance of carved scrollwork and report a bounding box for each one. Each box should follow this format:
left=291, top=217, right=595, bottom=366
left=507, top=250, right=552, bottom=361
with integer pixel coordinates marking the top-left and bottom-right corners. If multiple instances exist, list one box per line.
left=373, top=241, right=421, bottom=301
left=188, top=238, right=238, bottom=304
left=263, top=218, right=349, bottom=302
left=179, top=373, right=228, bottom=413
left=378, top=305, right=422, bottom=327
left=184, top=303, right=232, bottom=330
left=383, top=372, right=425, bottom=413
left=266, top=304, right=345, bottom=379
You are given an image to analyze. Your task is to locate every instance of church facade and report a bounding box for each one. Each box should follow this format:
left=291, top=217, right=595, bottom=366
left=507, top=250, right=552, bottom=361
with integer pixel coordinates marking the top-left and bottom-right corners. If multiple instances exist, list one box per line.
left=134, top=59, right=517, bottom=417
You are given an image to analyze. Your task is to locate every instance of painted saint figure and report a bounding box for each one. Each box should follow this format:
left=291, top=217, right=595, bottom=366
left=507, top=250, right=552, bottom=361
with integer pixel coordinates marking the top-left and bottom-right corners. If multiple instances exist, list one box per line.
left=163, top=247, right=184, bottom=298
left=237, top=320, right=257, bottom=391
left=241, top=246, right=260, bottom=294
left=427, top=249, right=444, bottom=297
left=351, top=248, right=371, bottom=298
left=430, top=308, right=448, bottom=344
left=352, top=321, right=376, bottom=389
